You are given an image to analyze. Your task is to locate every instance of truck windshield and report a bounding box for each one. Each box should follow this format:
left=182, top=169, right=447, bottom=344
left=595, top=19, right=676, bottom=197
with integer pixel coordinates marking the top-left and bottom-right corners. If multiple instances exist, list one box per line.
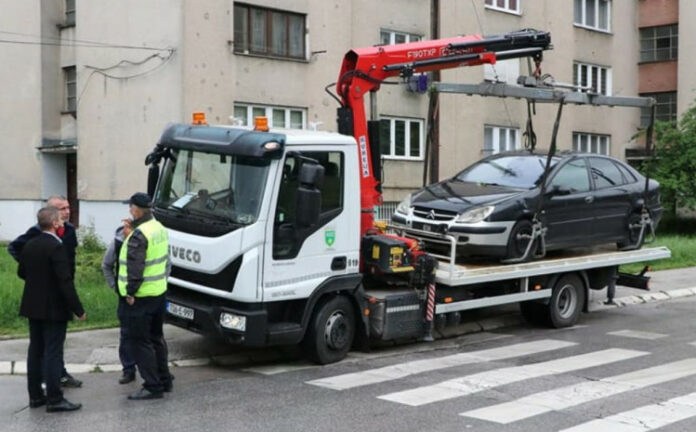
left=154, top=149, right=270, bottom=226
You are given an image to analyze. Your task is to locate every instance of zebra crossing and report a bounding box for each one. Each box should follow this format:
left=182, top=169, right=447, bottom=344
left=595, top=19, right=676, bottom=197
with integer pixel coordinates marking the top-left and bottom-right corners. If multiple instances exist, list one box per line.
left=301, top=331, right=696, bottom=430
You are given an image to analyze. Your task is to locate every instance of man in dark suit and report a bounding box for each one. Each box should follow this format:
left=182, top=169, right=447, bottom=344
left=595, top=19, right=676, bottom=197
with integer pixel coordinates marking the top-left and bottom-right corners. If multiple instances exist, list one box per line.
left=8, top=195, right=82, bottom=388
left=18, top=206, right=87, bottom=412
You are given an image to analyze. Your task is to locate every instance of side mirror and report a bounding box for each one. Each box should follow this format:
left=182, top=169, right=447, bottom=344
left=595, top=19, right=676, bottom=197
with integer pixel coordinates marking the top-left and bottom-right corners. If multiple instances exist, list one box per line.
left=296, top=163, right=325, bottom=228
left=147, top=162, right=160, bottom=197
left=547, top=184, right=571, bottom=196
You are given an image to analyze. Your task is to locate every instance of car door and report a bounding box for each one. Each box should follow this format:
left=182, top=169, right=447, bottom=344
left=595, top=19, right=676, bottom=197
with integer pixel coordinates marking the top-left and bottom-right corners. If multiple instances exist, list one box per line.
left=543, top=157, right=594, bottom=248
left=588, top=156, right=632, bottom=241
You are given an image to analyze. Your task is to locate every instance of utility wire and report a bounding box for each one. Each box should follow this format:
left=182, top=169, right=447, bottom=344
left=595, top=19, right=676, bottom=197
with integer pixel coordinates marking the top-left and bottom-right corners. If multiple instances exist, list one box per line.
left=0, top=30, right=172, bottom=51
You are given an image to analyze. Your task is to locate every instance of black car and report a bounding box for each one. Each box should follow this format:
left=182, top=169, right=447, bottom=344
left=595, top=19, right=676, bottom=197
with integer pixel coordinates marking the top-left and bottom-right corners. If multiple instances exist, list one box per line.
left=391, top=151, right=662, bottom=261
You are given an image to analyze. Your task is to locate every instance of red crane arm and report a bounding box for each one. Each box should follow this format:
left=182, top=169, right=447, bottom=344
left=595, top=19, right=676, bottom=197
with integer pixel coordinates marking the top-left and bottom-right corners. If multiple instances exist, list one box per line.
left=335, top=29, right=551, bottom=237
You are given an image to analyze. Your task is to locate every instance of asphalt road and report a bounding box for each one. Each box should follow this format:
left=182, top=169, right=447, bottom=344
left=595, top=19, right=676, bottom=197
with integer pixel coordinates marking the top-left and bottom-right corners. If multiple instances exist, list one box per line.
left=2, top=267, right=696, bottom=431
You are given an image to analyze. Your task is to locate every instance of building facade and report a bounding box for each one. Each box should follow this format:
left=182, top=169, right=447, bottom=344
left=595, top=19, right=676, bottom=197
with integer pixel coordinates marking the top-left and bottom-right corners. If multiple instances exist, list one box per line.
left=0, top=0, right=693, bottom=242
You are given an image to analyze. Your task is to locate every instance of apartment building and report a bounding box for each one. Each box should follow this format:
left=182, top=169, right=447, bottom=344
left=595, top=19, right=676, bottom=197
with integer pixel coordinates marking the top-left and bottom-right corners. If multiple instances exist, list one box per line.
left=1, top=0, right=690, bottom=242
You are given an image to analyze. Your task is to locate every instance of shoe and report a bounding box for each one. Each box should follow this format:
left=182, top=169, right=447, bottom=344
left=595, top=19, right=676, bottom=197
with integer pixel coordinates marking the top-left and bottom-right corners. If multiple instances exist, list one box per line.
left=127, top=388, right=163, bottom=400
left=163, top=374, right=175, bottom=393
left=29, top=397, right=46, bottom=408
left=46, top=398, right=82, bottom=412
left=60, top=374, right=82, bottom=388
left=119, top=371, right=136, bottom=384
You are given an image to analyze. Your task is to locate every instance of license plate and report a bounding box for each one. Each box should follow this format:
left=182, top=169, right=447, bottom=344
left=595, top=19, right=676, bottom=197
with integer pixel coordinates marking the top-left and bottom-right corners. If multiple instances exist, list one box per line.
left=422, top=224, right=432, bottom=232
left=167, top=302, right=194, bottom=320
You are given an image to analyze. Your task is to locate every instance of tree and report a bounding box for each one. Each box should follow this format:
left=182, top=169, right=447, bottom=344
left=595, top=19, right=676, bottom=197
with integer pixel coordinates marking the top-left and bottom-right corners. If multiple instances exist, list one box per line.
left=649, top=104, right=696, bottom=215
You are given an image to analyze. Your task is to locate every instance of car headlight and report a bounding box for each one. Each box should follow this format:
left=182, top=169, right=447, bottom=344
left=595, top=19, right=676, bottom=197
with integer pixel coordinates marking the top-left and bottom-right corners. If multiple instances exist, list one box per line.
left=395, top=195, right=412, bottom=215
left=456, top=206, right=494, bottom=223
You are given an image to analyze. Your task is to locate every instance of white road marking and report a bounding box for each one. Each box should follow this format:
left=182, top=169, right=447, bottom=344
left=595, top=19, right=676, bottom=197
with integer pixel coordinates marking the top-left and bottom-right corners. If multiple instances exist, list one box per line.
left=560, top=391, right=696, bottom=432
left=460, top=358, right=696, bottom=424
left=306, top=339, right=576, bottom=390
left=607, top=330, right=667, bottom=340
left=378, top=348, right=648, bottom=406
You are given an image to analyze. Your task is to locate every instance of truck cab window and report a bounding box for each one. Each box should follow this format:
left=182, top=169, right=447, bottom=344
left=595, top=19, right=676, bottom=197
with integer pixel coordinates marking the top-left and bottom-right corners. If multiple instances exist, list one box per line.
left=273, top=151, right=344, bottom=259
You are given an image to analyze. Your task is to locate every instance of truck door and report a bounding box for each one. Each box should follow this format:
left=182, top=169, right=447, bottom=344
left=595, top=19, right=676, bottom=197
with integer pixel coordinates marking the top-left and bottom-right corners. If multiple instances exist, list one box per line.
left=264, top=150, right=355, bottom=301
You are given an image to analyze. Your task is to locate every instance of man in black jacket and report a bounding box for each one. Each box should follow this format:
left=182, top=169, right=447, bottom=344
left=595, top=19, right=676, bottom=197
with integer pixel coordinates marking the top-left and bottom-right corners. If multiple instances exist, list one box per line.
left=18, top=207, right=86, bottom=412
left=8, top=195, right=82, bottom=388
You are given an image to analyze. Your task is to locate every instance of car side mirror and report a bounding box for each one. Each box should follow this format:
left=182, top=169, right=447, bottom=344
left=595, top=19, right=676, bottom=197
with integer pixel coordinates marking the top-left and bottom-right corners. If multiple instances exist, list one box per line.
left=547, top=184, right=571, bottom=196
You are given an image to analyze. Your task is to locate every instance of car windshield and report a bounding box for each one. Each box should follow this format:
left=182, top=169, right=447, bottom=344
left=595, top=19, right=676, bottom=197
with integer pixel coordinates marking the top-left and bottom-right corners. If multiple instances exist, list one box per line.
left=454, top=154, right=559, bottom=189
left=154, top=149, right=270, bottom=225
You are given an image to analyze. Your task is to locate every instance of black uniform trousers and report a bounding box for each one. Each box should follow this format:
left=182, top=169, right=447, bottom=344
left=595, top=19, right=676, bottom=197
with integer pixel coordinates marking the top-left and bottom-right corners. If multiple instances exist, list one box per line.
left=121, top=294, right=171, bottom=393
left=116, top=297, right=137, bottom=374
left=27, top=319, right=67, bottom=403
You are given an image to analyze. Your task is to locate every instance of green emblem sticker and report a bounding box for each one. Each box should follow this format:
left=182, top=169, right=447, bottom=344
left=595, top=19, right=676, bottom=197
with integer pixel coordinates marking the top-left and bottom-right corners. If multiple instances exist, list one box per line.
left=325, top=230, right=336, bottom=247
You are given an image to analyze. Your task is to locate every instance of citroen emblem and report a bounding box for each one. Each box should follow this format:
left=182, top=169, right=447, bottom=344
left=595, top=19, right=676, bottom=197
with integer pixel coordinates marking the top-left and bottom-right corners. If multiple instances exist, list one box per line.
left=427, top=210, right=436, bottom=220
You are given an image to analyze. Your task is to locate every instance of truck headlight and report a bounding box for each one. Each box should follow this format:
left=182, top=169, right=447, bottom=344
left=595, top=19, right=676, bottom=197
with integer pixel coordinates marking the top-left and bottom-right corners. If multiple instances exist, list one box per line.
left=395, top=195, right=412, bottom=215
left=220, top=312, right=246, bottom=331
left=456, top=206, right=494, bottom=224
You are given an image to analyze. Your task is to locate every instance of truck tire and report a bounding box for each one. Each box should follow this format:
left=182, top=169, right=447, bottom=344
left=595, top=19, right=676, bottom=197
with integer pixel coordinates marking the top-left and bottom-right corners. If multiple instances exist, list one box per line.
left=520, top=301, right=549, bottom=326
left=302, top=295, right=355, bottom=365
left=547, top=274, right=585, bottom=328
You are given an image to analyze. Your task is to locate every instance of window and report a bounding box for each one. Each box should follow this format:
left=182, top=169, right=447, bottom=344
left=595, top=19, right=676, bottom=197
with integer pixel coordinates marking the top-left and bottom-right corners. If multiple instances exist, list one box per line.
left=639, top=92, right=677, bottom=127
left=484, top=0, right=520, bottom=14
left=379, top=29, right=421, bottom=45
left=63, top=66, right=76, bottom=114
left=274, top=151, right=344, bottom=259
left=379, top=117, right=423, bottom=159
left=588, top=157, right=625, bottom=188
left=573, top=62, right=612, bottom=95
left=573, top=132, right=610, bottom=155
left=65, top=0, right=75, bottom=26
left=483, top=125, right=520, bottom=156
left=233, top=3, right=306, bottom=60
left=233, top=104, right=306, bottom=129
left=640, top=24, right=678, bottom=62
left=574, top=0, right=611, bottom=32
left=484, top=59, right=520, bottom=83
left=550, top=158, right=590, bottom=193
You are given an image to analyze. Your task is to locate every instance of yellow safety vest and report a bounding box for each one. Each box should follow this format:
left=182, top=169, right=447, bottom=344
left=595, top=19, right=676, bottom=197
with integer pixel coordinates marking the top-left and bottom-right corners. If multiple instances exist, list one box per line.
left=118, top=219, right=169, bottom=297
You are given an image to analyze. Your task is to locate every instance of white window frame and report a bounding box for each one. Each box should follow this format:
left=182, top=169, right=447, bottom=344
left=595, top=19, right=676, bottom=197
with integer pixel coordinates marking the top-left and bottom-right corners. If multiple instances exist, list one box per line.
left=574, top=0, right=611, bottom=32
left=573, top=132, right=610, bottom=155
left=379, top=29, right=422, bottom=45
left=484, top=0, right=521, bottom=15
left=233, top=103, right=306, bottom=129
left=483, top=125, right=520, bottom=156
left=63, top=66, right=76, bottom=113
left=380, top=117, right=424, bottom=160
left=484, top=58, right=520, bottom=83
left=574, top=62, right=612, bottom=96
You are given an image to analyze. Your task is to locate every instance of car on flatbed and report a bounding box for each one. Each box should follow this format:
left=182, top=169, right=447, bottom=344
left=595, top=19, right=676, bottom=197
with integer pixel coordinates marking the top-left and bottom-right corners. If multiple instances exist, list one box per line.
left=391, top=151, right=662, bottom=261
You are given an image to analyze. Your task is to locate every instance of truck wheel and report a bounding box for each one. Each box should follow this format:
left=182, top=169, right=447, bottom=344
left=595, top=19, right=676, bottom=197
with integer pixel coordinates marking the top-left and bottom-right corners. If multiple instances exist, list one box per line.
left=547, top=274, right=585, bottom=328
left=520, top=301, right=549, bottom=326
left=302, top=296, right=355, bottom=365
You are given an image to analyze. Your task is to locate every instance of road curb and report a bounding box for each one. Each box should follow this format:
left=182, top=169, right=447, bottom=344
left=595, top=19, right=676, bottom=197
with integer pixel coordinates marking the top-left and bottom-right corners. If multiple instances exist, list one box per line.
left=2, top=286, right=696, bottom=376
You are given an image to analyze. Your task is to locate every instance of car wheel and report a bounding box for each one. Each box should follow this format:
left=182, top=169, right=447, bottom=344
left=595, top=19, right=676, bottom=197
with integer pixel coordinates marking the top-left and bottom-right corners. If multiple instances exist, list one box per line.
left=617, top=212, right=645, bottom=250
left=506, top=219, right=536, bottom=261
left=302, top=295, right=355, bottom=365
left=547, top=274, right=585, bottom=328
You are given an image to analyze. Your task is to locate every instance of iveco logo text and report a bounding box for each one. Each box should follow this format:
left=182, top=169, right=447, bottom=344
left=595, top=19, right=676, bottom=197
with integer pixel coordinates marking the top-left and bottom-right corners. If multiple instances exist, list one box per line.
left=170, top=246, right=202, bottom=263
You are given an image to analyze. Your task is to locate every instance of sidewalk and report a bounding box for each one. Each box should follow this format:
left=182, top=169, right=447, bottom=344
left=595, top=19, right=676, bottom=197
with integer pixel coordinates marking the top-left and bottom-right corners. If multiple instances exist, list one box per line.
left=2, top=266, right=696, bottom=376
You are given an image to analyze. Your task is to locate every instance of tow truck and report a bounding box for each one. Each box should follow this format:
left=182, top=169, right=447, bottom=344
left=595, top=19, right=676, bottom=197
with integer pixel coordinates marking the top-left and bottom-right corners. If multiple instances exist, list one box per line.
left=145, top=29, right=670, bottom=364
